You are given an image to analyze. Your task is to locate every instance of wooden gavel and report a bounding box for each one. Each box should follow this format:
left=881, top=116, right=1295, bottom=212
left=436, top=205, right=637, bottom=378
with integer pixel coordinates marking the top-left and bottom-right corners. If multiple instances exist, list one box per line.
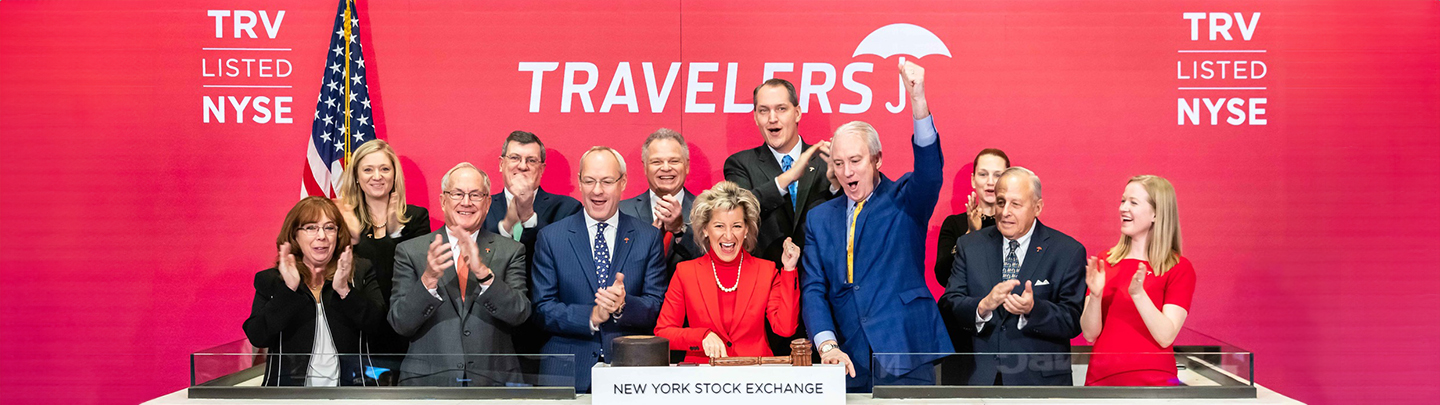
left=709, top=339, right=813, bottom=366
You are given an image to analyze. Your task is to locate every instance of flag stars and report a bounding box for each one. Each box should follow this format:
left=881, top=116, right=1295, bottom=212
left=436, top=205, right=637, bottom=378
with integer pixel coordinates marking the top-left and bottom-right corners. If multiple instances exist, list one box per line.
left=321, top=132, right=332, bottom=143
left=355, top=58, right=365, bottom=69
left=357, top=115, right=370, bottom=127
left=326, top=81, right=339, bottom=92
left=348, top=92, right=358, bottom=102
left=332, top=46, right=343, bottom=56
left=351, top=74, right=363, bottom=85
left=360, top=98, right=371, bottom=109
left=329, top=63, right=342, bottom=74
left=323, top=97, right=336, bottom=109
left=322, top=115, right=334, bottom=126
left=354, top=132, right=365, bottom=143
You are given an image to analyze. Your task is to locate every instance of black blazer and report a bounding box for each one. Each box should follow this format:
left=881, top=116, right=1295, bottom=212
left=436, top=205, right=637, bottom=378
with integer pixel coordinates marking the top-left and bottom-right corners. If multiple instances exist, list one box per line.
left=940, top=221, right=1086, bottom=386
left=242, top=258, right=384, bottom=386
left=351, top=205, right=430, bottom=355
left=722, top=143, right=837, bottom=266
left=618, top=189, right=700, bottom=280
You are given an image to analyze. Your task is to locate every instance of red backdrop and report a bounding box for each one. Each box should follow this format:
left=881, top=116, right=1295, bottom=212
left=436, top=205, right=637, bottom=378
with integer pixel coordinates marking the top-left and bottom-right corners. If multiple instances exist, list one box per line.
left=1, top=1, right=1437, bottom=404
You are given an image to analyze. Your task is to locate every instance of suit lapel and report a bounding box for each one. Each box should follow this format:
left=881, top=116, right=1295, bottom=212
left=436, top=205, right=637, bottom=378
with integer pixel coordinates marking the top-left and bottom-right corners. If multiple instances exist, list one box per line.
left=633, top=193, right=654, bottom=224
left=729, top=254, right=761, bottom=334
left=439, top=231, right=465, bottom=317
left=461, top=232, right=498, bottom=318
left=694, top=255, right=727, bottom=341
left=567, top=220, right=602, bottom=292
left=1016, top=221, right=1049, bottom=284
left=534, top=189, right=554, bottom=225
left=680, top=191, right=695, bottom=224
left=609, top=217, right=635, bottom=288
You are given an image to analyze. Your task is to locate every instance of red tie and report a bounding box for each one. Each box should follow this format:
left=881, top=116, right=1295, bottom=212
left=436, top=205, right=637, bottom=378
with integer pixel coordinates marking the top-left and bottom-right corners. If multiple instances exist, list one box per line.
left=457, top=252, right=469, bottom=302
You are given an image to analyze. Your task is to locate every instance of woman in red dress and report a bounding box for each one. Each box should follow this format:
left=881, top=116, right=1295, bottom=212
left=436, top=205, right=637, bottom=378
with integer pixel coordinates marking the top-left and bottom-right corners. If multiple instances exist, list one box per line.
left=654, top=181, right=801, bottom=363
left=1081, top=175, right=1197, bottom=386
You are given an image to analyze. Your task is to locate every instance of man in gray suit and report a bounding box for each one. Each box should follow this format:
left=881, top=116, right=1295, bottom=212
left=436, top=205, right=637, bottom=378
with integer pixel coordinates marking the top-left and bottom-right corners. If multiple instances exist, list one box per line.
left=619, top=128, right=701, bottom=280
left=389, top=162, right=531, bottom=386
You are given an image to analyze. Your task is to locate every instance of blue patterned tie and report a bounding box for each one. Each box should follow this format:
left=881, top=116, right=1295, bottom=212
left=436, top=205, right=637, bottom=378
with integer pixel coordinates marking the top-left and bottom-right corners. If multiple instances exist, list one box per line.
left=594, top=222, right=612, bottom=286
left=781, top=155, right=797, bottom=210
left=1003, top=239, right=1020, bottom=281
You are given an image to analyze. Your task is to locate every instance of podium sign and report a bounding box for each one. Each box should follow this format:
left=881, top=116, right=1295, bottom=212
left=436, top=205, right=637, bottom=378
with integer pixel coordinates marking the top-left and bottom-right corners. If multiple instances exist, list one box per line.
left=591, top=363, right=846, bottom=405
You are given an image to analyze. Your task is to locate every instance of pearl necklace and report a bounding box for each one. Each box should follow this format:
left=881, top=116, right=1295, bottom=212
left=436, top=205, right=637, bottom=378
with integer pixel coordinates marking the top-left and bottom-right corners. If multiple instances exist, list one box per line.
left=711, top=253, right=742, bottom=293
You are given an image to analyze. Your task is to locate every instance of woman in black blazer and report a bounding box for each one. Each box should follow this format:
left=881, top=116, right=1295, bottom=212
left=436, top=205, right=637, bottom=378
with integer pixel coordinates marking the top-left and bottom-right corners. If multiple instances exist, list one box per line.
left=243, top=197, right=384, bottom=386
left=334, top=139, right=431, bottom=363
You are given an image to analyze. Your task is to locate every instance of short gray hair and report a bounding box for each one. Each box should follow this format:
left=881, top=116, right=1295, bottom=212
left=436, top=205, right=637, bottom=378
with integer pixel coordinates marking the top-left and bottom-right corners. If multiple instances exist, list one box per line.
left=998, top=166, right=1042, bottom=200
left=641, top=128, right=689, bottom=162
left=440, top=162, right=491, bottom=194
left=833, top=121, right=883, bottom=158
left=580, top=146, right=627, bottom=177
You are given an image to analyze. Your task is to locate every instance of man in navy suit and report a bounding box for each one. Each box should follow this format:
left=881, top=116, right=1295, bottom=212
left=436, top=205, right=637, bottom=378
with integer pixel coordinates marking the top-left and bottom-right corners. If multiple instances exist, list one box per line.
left=801, top=60, right=952, bottom=392
left=941, top=167, right=1086, bottom=386
left=483, top=130, right=582, bottom=380
left=530, top=146, right=667, bottom=392
left=619, top=128, right=701, bottom=280
left=483, top=130, right=583, bottom=258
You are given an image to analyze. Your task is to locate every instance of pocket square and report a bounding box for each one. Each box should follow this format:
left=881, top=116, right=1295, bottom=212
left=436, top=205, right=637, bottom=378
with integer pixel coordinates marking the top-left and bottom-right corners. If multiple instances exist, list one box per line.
left=1034, top=280, right=1051, bottom=286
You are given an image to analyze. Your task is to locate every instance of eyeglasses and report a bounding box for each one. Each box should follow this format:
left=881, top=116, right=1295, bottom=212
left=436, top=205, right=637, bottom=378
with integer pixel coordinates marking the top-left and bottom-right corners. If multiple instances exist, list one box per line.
left=503, top=154, right=543, bottom=166
left=445, top=191, right=489, bottom=202
left=579, top=177, right=621, bottom=188
left=298, top=224, right=339, bottom=236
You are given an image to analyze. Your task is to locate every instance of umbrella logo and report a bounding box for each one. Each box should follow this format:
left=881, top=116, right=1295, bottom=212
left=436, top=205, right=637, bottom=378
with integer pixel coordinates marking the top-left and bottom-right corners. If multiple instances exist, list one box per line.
left=852, top=23, right=952, bottom=113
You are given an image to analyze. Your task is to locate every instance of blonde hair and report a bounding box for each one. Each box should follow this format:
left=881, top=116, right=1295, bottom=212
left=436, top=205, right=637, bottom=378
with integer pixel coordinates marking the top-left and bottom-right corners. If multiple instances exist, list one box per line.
left=1106, top=175, right=1183, bottom=275
left=689, top=181, right=761, bottom=254
left=336, top=140, right=412, bottom=230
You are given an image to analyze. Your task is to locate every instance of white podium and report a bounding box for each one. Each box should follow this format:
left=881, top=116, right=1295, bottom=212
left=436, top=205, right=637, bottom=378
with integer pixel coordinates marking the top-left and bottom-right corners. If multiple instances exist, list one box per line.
left=591, top=363, right=847, bottom=405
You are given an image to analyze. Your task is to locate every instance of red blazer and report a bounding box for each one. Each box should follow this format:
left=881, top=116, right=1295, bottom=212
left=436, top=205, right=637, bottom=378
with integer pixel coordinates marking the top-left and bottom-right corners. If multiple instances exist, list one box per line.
left=654, top=254, right=800, bottom=364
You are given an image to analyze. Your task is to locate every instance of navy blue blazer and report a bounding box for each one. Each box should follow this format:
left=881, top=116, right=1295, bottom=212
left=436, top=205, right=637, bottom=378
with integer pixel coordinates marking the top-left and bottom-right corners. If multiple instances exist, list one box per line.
left=940, top=221, right=1086, bottom=386
left=529, top=212, right=667, bottom=392
left=801, top=134, right=953, bottom=390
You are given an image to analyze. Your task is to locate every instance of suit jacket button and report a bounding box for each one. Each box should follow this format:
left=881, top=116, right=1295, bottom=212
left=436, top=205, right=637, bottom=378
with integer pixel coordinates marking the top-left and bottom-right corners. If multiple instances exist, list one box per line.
left=852, top=285, right=860, bottom=291
left=464, top=330, right=471, bottom=337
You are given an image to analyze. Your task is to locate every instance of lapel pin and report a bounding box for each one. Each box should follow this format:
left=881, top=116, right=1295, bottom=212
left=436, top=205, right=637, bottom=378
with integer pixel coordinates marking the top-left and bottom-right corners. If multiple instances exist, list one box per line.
left=1036, top=246, right=1043, bottom=252
left=486, top=248, right=491, bottom=253
left=624, top=237, right=630, bottom=243
left=809, top=167, right=815, bottom=172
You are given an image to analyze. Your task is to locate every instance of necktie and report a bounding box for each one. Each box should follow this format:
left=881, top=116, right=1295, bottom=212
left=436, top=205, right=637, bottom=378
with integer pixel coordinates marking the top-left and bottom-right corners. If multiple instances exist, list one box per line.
left=1002, top=239, right=1020, bottom=281
left=509, top=221, right=524, bottom=242
left=781, top=155, right=797, bottom=210
left=456, top=243, right=470, bottom=302
left=846, top=199, right=866, bottom=284
left=595, top=222, right=612, bottom=287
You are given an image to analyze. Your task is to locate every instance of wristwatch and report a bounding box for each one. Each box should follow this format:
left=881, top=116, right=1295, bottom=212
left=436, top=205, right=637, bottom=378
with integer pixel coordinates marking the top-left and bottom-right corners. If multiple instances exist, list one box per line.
left=819, top=342, right=839, bottom=354
left=477, top=272, right=495, bottom=284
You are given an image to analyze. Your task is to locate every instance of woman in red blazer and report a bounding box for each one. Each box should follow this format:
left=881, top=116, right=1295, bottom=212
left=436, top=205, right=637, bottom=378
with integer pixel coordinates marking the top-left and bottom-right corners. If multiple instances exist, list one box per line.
left=655, top=181, right=801, bottom=363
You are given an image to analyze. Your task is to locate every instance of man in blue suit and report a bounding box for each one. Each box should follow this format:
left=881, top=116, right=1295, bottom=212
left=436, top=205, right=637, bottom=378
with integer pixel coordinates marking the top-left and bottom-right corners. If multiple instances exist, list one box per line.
left=530, top=146, right=667, bottom=393
left=801, top=60, right=953, bottom=392
left=940, top=167, right=1086, bottom=386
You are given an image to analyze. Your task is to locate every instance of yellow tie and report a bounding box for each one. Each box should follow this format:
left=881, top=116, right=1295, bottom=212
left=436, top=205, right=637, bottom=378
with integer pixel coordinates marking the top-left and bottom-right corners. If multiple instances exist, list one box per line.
left=847, top=199, right=866, bottom=284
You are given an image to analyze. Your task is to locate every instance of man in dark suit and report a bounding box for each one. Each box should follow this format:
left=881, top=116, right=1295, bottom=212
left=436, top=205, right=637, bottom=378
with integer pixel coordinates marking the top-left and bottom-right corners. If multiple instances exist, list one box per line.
left=482, top=130, right=582, bottom=379
left=483, top=130, right=583, bottom=259
left=619, top=128, right=701, bottom=279
left=531, top=146, right=668, bottom=393
left=941, top=167, right=1086, bottom=386
left=388, top=163, right=532, bottom=386
left=801, top=61, right=952, bottom=392
left=724, top=78, right=839, bottom=355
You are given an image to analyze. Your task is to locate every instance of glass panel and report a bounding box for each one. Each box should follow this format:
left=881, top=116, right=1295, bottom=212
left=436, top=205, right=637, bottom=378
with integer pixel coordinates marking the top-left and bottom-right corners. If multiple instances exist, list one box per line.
left=192, top=339, right=576, bottom=389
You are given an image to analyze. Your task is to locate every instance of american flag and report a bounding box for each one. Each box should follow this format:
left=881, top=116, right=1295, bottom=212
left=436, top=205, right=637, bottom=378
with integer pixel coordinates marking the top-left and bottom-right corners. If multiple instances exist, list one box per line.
left=303, top=0, right=375, bottom=198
